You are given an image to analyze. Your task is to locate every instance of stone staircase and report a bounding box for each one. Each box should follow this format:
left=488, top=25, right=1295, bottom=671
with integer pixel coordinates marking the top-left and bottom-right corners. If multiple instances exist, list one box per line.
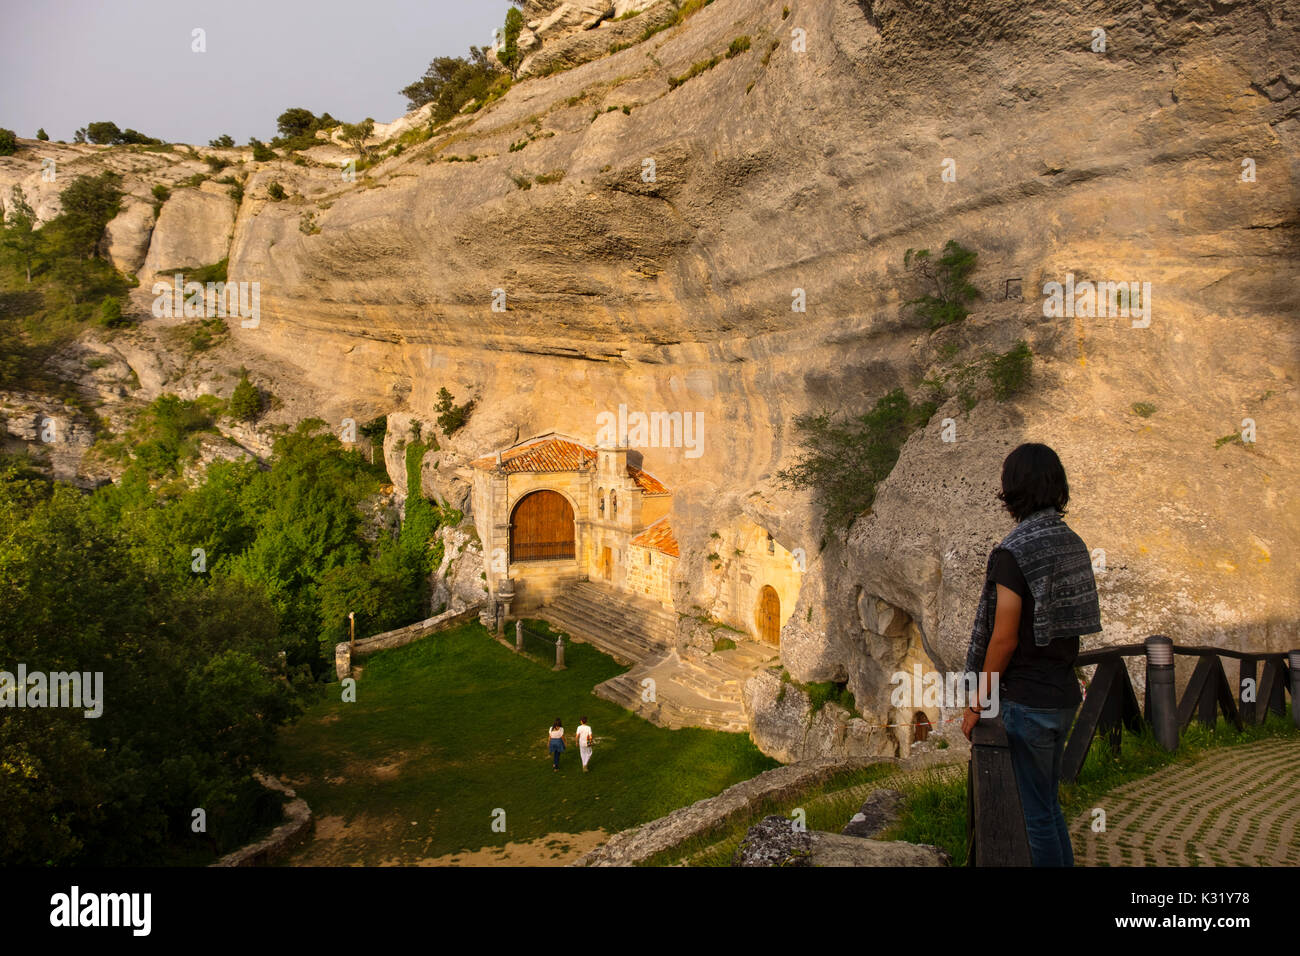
left=537, top=581, right=779, bottom=734
left=538, top=580, right=676, bottom=665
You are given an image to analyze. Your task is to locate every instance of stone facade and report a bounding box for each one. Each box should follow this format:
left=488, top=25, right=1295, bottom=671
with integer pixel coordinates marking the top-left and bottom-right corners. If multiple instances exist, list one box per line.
left=470, top=433, right=675, bottom=614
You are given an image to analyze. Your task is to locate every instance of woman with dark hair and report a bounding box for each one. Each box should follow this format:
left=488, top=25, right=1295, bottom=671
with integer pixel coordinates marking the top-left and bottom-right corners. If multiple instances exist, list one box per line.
left=962, top=443, right=1102, bottom=867
left=546, top=717, right=566, bottom=772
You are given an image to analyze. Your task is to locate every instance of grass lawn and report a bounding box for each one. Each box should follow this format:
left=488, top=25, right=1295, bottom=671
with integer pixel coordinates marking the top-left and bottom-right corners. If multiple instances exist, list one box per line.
left=274, top=620, right=778, bottom=864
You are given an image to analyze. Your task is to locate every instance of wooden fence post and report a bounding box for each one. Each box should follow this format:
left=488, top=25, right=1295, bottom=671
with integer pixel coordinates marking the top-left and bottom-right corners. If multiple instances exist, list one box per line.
left=1290, top=651, right=1300, bottom=729
left=1062, top=653, right=1142, bottom=783
left=967, top=717, right=1032, bottom=866
left=1144, top=636, right=1179, bottom=752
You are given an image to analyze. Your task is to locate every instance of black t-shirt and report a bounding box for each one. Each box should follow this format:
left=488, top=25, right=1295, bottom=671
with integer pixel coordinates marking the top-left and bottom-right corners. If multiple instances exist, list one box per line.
left=989, top=548, right=1081, bottom=709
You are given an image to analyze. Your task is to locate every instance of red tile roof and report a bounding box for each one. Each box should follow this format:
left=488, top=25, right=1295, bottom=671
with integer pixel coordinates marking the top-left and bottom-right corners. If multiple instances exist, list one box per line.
left=631, top=516, right=679, bottom=557
left=470, top=435, right=670, bottom=496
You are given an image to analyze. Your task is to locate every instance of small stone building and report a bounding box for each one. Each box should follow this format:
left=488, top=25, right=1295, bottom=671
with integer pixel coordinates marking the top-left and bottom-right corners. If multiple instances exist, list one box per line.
left=470, top=432, right=677, bottom=613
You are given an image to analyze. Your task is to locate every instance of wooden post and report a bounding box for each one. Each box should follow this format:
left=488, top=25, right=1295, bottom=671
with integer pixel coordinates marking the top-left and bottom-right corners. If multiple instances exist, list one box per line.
left=1290, top=651, right=1300, bottom=729
left=1062, top=654, right=1141, bottom=783
left=967, top=717, right=1033, bottom=866
left=553, top=634, right=566, bottom=671
left=348, top=612, right=355, bottom=654
left=1144, top=636, right=1178, bottom=752
left=1177, top=654, right=1242, bottom=732
left=1239, top=656, right=1259, bottom=725
left=515, top=620, right=523, bottom=653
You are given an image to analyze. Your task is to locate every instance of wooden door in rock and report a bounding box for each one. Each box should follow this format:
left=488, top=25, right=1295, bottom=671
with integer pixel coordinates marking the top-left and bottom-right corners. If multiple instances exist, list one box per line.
left=600, top=546, right=612, bottom=581
left=509, top=490, right=575, bottom=562
left=756, top=585, right=781, bottom=645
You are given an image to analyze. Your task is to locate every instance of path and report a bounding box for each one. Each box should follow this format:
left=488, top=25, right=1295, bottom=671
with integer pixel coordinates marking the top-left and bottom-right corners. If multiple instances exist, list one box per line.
left=1070, top=738, right=1300, bottom=866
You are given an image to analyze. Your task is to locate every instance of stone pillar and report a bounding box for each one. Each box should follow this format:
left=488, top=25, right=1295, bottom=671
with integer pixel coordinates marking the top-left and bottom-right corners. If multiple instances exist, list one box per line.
left=516, top=621, right=524, bottom=653
left=554, top=634, right=566, bottom=671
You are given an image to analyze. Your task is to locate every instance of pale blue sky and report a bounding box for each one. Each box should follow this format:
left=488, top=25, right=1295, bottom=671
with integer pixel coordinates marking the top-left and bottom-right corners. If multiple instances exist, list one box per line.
left=1, top=0, right=512, bottom=144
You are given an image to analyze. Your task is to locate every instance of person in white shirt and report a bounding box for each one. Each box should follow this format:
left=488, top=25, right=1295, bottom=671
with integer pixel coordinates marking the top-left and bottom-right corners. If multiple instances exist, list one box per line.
left=576, top=717, right=594, bottom=772
left=547, top=717, right=565, bottom=771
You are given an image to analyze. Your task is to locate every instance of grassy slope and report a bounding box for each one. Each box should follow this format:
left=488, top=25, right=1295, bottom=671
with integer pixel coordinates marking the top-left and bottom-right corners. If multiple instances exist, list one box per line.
left=275, top=621, right=778, bottom=864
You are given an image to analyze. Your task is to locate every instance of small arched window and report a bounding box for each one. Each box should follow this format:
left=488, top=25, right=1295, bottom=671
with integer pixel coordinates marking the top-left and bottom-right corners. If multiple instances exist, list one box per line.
left=610, top=491, right=618, bottom=519
left=598, top=489, right=605, bottom=515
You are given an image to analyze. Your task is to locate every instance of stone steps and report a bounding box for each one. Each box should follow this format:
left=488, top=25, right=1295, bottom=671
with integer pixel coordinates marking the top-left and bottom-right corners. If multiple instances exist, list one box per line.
left=538, top=580, right=676, bottom=665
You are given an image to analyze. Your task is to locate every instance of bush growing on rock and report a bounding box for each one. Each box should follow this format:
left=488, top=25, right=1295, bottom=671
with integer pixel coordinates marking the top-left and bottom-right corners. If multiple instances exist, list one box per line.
left=434, top=387, right=474, bottom=435
left=0, top=128, right=17, bottom=155
left=903, top=240, right=980, bottom=329
left=229, top=372, right=262, bottom=421
left=778, top=388, right=937, bottom=533
left=266, top=181, right=286, bottom=201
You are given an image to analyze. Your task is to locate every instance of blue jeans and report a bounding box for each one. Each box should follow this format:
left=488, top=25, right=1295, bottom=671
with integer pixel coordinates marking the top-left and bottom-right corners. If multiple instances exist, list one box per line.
left=1001, top=699, right=1077, bottom=867
left=549, top=740, right=564, bottom=768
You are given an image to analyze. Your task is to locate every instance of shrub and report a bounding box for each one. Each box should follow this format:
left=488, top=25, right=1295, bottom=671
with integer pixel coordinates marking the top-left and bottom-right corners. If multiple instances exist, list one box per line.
left=434, top=387, right=473, bottom=435
left=727, top=36, right=751, bottom=57
left=204, top=154, right=229, bottom=172
left=668, top=55, right=722, bottom=89
left=0, top=129, right=17, bottom=156
left=36, top=128, right=49, bottom=142
left=779, top=388, right=937, bottom=532
left=266, top=181, right=286, bottom=201
left=987, top=340, right=1032, bottom=400
left=97, top=297, right=129, bottom=328
left=151, top=183, right=170, bottom=203
left=209, top=134, right=235, bottom=148
left=1131, top=402, right=1157, bottom=418
left=903, top=240, right=980, bottom=329
left=249, top=138, right=275, bottom=161
left=229, top=373, right=262, bottom=422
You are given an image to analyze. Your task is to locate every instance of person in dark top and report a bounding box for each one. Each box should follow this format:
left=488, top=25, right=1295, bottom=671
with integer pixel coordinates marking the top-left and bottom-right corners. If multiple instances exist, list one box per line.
left=962, top=443, right=1102, bottom=867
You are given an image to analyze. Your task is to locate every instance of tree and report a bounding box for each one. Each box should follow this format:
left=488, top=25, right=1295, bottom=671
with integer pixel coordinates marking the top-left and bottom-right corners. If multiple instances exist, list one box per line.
left=497, top=6, right=526, bottom=77
left=209, top=134, right=235, bottom=148
left=73, top=127, right=87, bottom=144
left=340, top=118, right=375, bottom=157
left=399, top=49, right=497, bottom=119
left=2, top=186, right=38, bottom=282
left=229, top=373, right=261, bottom=421
left=85, top=121, right=122, bottom=145
left=434, top=387, right=474, bottom=435
left=47, top=171, right=123, bottom=260
left=276, top=107, right=318, bottom=140
left=902, top=240, right=980, bottom=329
left=35, top=128, right=49, bottom=141
left=0, top=129, right=16, bottom=156
left=248, top=138, right=275, bottom=161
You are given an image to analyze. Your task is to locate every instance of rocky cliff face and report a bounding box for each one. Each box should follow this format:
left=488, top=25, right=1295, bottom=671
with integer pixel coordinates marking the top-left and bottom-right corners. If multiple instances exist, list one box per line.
left=5, top=0, right=1297, bottom=759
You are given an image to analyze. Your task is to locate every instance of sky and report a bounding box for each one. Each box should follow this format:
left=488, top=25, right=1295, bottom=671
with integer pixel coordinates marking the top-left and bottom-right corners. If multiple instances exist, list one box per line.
left=1, top=0, right=513, bottom=145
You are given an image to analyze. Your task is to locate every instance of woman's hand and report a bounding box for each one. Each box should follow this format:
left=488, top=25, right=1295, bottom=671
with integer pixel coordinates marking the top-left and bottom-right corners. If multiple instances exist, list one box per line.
left=962, top=707, right=980, bottom=740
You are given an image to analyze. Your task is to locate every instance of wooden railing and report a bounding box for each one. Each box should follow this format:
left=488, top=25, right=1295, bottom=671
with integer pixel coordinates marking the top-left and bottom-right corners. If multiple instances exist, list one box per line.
left=967, top=639, right=1299, bottom=866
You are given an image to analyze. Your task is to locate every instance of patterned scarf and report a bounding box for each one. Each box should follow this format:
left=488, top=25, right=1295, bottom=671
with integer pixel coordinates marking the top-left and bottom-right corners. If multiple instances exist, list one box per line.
left=963, top=508, right=1102, bottom=674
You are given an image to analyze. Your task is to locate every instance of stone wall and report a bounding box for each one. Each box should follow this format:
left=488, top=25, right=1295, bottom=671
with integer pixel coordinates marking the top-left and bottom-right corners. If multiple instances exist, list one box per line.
left=210, top=773, right=312, bottom=867
left=334, top=605, right=483, bottom=680
left=573, top=747, right=965, bottom=866
left=626, top=544, right=675, bottom=607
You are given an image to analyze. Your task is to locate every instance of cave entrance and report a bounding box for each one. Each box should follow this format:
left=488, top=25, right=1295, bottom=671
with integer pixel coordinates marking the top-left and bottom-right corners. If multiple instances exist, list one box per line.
left=756, top=585, right=781, bottom=646
left=509, top=490, right=575, bottom=562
